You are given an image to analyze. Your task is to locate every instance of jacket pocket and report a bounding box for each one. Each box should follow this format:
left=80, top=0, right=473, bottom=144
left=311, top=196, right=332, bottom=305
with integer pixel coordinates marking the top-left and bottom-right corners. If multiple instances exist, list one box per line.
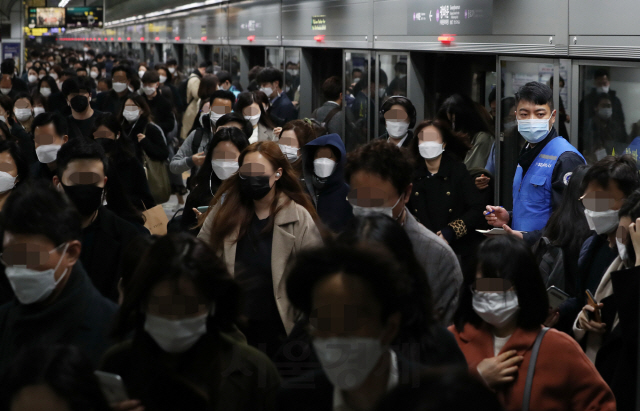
left=525, top=175, right=548, bottom=204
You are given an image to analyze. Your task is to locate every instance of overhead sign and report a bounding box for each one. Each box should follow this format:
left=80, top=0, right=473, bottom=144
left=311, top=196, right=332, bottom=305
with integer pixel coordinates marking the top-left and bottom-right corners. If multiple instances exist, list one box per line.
left=28, top=7, right=65, bottom=28
left=312, top=15, right=326, bottom=31
left=66, top=7, right=103, bottom=28
left=407, top=0, right=493, bottom=35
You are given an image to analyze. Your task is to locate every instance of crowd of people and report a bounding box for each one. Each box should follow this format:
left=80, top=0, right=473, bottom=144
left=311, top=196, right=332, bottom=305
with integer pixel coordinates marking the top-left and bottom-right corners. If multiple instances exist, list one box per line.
left=0, top=43, right=636, bottom=411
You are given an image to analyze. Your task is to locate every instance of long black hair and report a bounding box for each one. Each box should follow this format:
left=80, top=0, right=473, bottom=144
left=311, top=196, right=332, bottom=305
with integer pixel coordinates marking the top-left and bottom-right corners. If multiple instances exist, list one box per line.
left=0, top=345, right=111, bottom=411
left=90, top=114, right=137, bottom=162
left=454, top=235, right=548, bottom=332
left=543, top=164, right=591, bottom=254
left=336, top=215, right=436, bottom=354
left=618, top=190, right=640, bottom=266
left=112, top=233, right=241, bottom=340
left=234, top=91, right=276, bottom=129
left=437, top=93, right=492, bottom=137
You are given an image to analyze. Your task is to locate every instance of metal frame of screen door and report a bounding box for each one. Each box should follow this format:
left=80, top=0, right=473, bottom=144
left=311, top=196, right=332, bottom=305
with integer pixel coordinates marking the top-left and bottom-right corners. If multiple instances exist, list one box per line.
left=495, top=56, right=558, bottom=207
left=342, top=50, right=372, bottom=145
left=374, top=51, right=411, bottom=140
left=265, top=47, right=285, bottom=86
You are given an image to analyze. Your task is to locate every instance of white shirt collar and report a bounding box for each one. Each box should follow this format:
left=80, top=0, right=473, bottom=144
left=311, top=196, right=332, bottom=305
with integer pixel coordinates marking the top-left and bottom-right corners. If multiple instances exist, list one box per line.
left=332, top=350, right=398, bottom=411
left=388, top=134, right=409, bottom=147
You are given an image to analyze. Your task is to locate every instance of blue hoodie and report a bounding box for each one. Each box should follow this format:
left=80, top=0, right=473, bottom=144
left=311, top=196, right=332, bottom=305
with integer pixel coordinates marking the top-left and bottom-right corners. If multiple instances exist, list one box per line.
left=301, top=133, right=353, bottom=233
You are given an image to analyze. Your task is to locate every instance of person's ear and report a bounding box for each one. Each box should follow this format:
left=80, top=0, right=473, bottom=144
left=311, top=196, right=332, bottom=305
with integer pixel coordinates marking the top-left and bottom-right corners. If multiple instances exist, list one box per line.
left=275, top=167, right=283, bottom=181
left=63, top=240, right=82, bottom=267
left=62, top=135, right=69, bottom=144
left=403, top=183, right=412, bottom=204
left=381, top=311, right=402, bottom=346
left=52, top=175, right=59, bottom=187
left=550, top=109, right=557, bottom=126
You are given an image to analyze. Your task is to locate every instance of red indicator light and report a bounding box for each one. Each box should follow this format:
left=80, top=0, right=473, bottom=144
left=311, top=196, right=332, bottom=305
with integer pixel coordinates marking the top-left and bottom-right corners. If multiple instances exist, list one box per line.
left=126, top=37, right=131, bottom=41
left=140, top=37, right=144, bottom=41
left=201, top=36, right=207, bottom=41
left=314, top=34, right=325, bottom=42
left=175, top=36, right=180, bottom=41
left=155, top=36, right=159, bottom=41
left=118, top=37, right=121, bottom=41
left=247, top=35, right=255, bottom=42
left=438, top=34, right=456, bottom=44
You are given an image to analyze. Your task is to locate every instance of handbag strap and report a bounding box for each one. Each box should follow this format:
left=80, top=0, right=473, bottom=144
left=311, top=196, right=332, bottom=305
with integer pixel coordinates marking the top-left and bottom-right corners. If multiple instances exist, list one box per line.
left=522, top=327, right=550, bottom=411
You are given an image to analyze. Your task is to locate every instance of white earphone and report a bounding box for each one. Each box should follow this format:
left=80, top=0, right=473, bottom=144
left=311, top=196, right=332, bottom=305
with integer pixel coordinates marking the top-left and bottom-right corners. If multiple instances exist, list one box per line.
left=276, top=173, right=280, bottom=177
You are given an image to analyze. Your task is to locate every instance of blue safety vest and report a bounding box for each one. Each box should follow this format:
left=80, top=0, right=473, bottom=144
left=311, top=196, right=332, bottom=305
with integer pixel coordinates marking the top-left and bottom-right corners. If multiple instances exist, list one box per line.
left=512, top=137, right=584, bottom=232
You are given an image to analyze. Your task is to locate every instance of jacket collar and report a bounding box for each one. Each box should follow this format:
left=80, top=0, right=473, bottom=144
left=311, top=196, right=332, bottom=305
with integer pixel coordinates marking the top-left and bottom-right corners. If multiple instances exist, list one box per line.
left=415, top=151, right=453, bottom=179
left=458, top=322, right=544, bottom=357
left=273, top=193, right=300, bottom=226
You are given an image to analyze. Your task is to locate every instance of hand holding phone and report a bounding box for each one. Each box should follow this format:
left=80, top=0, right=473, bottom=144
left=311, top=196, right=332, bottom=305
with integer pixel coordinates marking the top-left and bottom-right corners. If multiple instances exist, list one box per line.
left=585, top=290, right=602, bottom=323
left=94, top=371, right=129, bottom=404
left=547, top=286, right=570, bottom=311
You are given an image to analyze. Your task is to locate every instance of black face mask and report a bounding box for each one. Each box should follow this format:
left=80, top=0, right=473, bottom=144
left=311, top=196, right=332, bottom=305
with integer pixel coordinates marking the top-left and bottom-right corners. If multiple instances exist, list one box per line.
left=61, top=183, right=103, bottom=216
left=70, top=95, right=89, bottom=113
left=95, top=138, right=116, bottom=153
left=239, top=175, right=272, bottom=200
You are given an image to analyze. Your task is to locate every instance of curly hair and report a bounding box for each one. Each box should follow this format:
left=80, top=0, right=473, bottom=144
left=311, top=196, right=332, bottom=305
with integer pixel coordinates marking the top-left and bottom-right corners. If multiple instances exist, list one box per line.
left=345, top=140, right=415, bottom=196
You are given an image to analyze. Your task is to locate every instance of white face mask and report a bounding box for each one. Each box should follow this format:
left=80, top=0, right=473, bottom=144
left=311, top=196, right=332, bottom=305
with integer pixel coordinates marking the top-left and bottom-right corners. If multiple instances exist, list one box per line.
left=386, top=121, right=409, bottom=138
left=0, top=171, right=16, bottom=193
left=287, top=69, right=299, bottom=77
left=83, top=47, right=89, bottom=52
left=28, top=75, right=37, bottom=83
left=0, top=116, right=5, bottom=123
left=33, top=107, right=45, bottom=117
left=168, top=67, right=176, bottom=74
left=378, top=87, right=387, bottom=97
left=260, top=87, right=273, bottom=97
left=211, top=160, right=239, bottom=180
left=159, top=75, right=167, bottom=84
left=517, top=114, right=553, bottom=144
left=38, top=74, right=45, bottom=80
left=313, top=158, right=336, bottom=178
left=138, top=70, right=146, bottom=79
left=15, top=108, right=32, bottom=122
left=616, top=237, right=628, bottom=261
left=112, top=82, right=128, bottom=93
left=36, top=144, right=62, bottom=164
left=123, top=109, right=140, bottom=123
left=598, top=107, right=613, bottom=120
left=245, top=113, right=260, bottom=126
left=313, top=337, right=385, bottom=390
left=0, top=88, right=11, bottom=95
left=584, top=209, right=619, bottom=235
left=472, top=290, right=520, bottom=328
left=144, top=312, right=208, bottom=353
left=5, top=243, right=69, bottom=305
left=419, top=141, right=444, bottom=160
left=209, top=111, right=225, bottom=125
left=50, top=73, right=58, bottom=80
left=142, top=86, right=156, bottom=96
left=596, top=85, right=610, bottom=94
left=351, top=195, right=403, bottom=220
left=39, top=87, right=52, bottom=97
left=278, top=144, right=299, bottom=163
left=90, top=71, right=99, bottom=79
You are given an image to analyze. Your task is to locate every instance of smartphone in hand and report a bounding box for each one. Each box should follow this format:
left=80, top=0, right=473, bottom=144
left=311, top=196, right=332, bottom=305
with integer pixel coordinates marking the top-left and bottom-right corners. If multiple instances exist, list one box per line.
left=547, top=286, right=569, bottom=311
left=94, top=371, right=129, bottom=404
left=585, top=290, right=602, bottom=323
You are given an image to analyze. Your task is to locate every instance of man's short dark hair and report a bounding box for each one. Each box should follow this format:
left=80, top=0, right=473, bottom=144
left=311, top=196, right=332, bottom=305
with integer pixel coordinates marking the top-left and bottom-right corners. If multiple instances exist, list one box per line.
left=76, top=67, right=87, bottom=75
left=594, top=68, right=610, bottom=80
left=394, top=61, right=407, bottom=74
left=515, top=81, right=554, bottom=111
left=345, top=140, right=414, bottom=196
left=217, top=70, right=232, bottom=84
left=198, top=61, right=208, bottom=69
left=111, top=65, right=130, bottom=79
left=167, top=59, right=178, bottom=66
left=141, top=70, right=159, bottom=83
left=61, top=77, right=91, bottom=98
left=56, top=137, right=108, bottom=181
left=581, top=155, right=640, bottom=197
left=216, top=112, right=253, bottom=140
left=209, top=90, right=236, bottom=106
left=32, top=112, right=69, bottom=138
left=256, top=67, right=283, bottom=88
left=0, top=59, right=15, bottom=75
left=1, top=180, right=82, bottom=245
left=322, top=76, right=342, bottom=102
left=61, top=68, right=76, bottom=79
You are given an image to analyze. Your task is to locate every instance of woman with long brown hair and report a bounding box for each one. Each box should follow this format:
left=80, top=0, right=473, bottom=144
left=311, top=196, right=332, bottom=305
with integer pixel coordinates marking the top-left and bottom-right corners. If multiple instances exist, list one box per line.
left=197, top=140, right=322, bottom=358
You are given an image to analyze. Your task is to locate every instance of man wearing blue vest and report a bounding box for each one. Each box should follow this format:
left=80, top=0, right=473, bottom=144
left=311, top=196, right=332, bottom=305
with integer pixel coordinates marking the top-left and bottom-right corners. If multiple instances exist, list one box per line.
left=485, top=82, right=585, bottom=244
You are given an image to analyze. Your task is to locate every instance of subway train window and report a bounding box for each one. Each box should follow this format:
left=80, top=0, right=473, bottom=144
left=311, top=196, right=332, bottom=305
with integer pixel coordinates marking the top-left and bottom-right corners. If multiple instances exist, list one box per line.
left=162, top=43, right=174, bottom=65
left=183, top=45, right=198, bottom=75
left=378, top=54, right=408, bottom=138
left=578, top=65, right=637, bottom=164
left=345, top=51, right=371, bottom=150
left=266, top=47, right=282, bottom=70
left=230, top=46, right=242, bottom=89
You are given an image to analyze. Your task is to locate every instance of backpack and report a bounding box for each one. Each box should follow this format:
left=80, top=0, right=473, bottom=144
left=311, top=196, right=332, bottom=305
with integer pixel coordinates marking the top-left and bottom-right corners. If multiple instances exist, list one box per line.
left=533, top=236, right=566, bottom=291
left=178, top=76, right=192, bottom=109
left=311, top=105, right=342, bottom=130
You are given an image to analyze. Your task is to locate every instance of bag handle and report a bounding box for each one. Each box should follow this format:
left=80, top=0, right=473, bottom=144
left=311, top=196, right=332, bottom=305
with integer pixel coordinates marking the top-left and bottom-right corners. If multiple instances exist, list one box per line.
left=522, top=327, right=550, bottom=411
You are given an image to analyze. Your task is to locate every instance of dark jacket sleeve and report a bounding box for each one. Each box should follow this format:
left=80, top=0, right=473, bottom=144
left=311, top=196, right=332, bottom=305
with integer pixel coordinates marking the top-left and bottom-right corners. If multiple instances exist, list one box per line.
left=447, top=164, right=487, bottom=241
left=10, top=122, right=36, bottom=165
left=139, top=124, right=169, bottom=161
